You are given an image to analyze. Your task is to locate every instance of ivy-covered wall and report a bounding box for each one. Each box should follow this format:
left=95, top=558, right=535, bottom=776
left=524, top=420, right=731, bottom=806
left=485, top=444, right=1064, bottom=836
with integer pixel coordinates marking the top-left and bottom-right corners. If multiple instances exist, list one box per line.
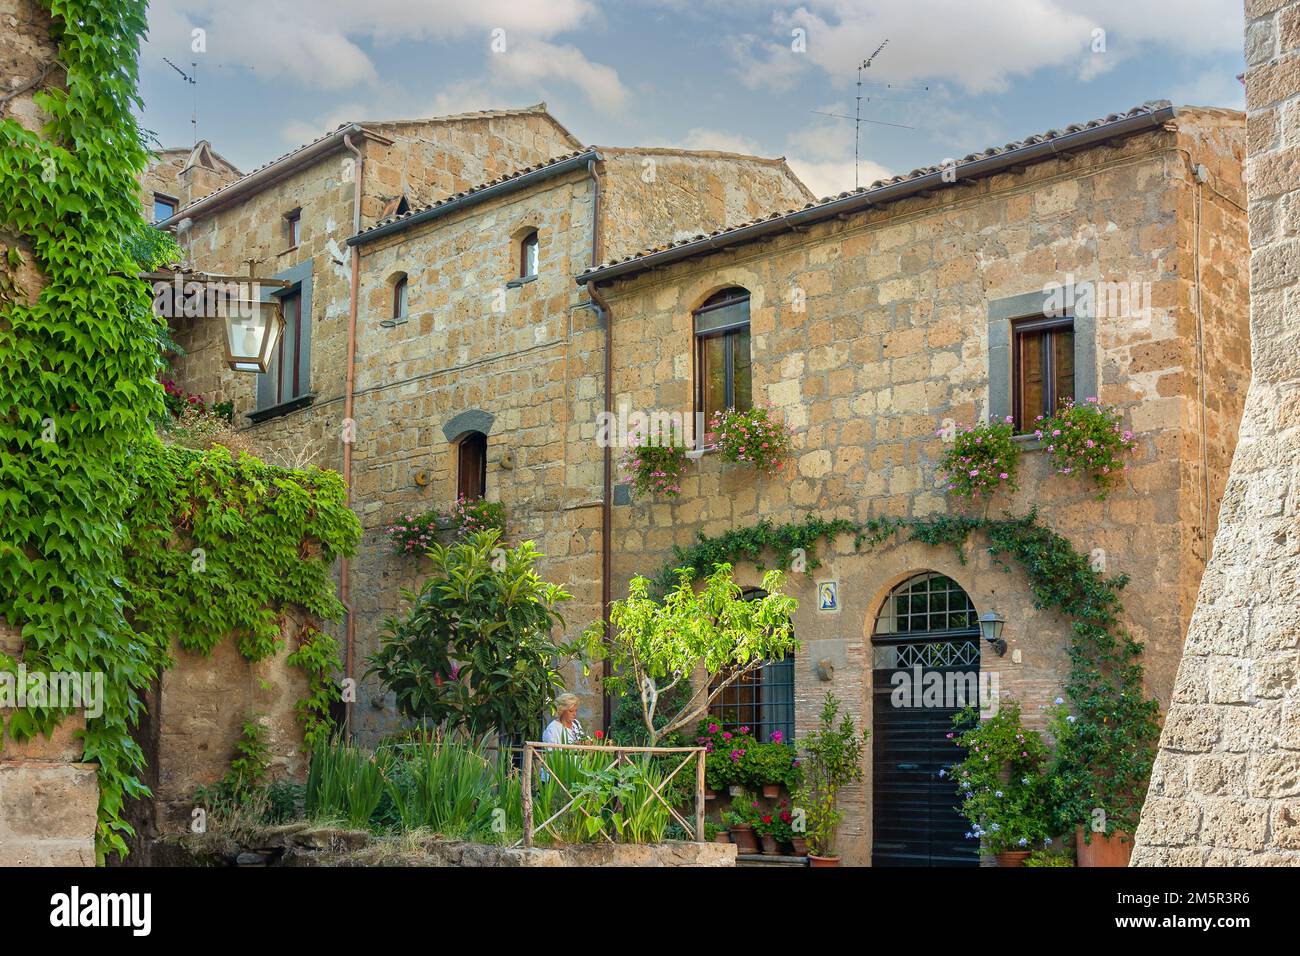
left=0, top=0, right=360, bottom=861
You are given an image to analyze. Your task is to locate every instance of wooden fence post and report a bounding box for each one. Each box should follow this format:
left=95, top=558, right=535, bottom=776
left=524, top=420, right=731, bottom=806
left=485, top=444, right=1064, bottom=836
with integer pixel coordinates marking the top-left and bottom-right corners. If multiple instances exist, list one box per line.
left=522, top=744, right=534, bottom=848
left=695, top=750, right=706, bottom=842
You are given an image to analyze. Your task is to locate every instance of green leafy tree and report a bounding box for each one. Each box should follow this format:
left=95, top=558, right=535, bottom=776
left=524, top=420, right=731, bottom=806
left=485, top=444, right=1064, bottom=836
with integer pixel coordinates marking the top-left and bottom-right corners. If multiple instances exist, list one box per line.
left=794, top=693, right=868, bottom=857
left=577, top=563, right=798, bottom=745
left=367, top=530, right=572, bottom=742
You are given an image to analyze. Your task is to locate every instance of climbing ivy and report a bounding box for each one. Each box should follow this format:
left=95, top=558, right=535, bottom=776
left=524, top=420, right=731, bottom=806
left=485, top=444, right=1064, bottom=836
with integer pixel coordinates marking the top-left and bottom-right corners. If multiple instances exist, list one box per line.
left=286, top=624, right=345, bottom=754
left=649, top=510, right=1161, bottom=833
left=0, top=0, right=169, bottom=861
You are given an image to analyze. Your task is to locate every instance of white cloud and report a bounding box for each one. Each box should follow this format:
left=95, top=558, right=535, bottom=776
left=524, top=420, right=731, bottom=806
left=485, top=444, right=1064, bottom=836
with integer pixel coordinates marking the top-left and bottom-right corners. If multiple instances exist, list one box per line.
left=786, top=157, right=891, bottom=198
left=488, top=39, right=630, bottom=113
left=143, top=0, right=603, bottom=90
left=716, top=0, right=1241, bottom=95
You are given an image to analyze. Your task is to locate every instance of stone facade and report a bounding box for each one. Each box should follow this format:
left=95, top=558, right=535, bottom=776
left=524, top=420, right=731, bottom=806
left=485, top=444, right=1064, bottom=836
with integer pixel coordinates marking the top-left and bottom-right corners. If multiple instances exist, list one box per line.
left=138, top=142, right=241, bottom=222
left=1132, top=0, right=1300, bottom=866
left=342, top=148, right=812, bottom=739
left=585, top=108, right=1249, bottom=864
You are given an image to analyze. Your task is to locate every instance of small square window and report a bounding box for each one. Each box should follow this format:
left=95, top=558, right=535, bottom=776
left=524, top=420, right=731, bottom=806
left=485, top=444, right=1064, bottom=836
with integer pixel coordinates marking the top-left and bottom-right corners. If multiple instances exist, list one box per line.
left=284, top=209, right=301, bottom=248
left=153, top=194, right=177, bottom=223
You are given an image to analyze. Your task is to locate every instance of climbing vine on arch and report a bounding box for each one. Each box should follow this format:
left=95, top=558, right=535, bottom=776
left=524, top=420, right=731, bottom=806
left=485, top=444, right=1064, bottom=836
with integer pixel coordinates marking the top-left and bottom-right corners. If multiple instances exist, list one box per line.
left=648, top=510, right=1161, bottom=833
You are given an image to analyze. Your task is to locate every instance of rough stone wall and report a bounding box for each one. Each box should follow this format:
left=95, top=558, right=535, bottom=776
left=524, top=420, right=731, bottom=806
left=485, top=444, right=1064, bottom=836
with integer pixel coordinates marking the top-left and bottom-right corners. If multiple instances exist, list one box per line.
left=597, top=148, right=815, bottom=261
left=0, top=0, right=99, bottom=867
left=348, top=169, right=606, bottom=739
left=596, top=114, right=1249, bottom=865
left=1132, top=1, right=1300, bottom=866
left=139, top=144, right=241, bottom=220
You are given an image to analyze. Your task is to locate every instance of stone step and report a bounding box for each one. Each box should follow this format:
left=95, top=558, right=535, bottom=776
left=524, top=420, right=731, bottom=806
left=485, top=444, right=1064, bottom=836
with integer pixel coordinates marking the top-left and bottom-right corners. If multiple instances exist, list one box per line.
left=736, top=853, right=808, bottom=867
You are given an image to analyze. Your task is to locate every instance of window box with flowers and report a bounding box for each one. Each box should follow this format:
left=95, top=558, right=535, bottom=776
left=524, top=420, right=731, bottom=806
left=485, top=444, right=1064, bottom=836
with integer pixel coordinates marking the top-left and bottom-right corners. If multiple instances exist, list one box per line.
left=386, top=498, right=506, bottom=555
left=1033, top=397, right=1138, bottom=499
left=619, top=438, right=689, bottom=498
left=708, top=405, right=792, bottom=475
left=935, top=416, right=1021, bottom=498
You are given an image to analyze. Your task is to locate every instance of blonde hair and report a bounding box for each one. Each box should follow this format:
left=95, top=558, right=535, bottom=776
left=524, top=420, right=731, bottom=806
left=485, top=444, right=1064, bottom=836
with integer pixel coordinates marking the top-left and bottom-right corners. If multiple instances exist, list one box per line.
left=554, top=693, right=579, bottom=715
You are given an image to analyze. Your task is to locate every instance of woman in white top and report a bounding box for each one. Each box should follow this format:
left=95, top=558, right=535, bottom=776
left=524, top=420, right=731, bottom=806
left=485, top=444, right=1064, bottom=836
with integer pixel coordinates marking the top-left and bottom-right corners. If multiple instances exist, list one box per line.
left=542, top=692, right=582, bottom=745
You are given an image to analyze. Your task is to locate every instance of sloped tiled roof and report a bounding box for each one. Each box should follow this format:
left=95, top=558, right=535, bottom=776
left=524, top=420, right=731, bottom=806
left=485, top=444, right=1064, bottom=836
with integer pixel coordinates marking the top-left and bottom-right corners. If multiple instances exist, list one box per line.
left=158, top=104, right=574, bottom=225
left=350, top=149, right=598, bottom=246
left=578, top=100, right=1177, bottom=285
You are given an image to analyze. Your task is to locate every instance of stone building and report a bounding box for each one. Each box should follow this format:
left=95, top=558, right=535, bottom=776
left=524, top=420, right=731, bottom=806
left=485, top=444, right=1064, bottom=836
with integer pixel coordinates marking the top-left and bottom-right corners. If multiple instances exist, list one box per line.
left=154, top=107, right=811, bottom=791
left=139, top=141, right=241, bottom=224
left=156, top=95, right=1254, bottom=865
left=1133, top=0, right=1300, bottom=866
left=577, top=102, right=1249, bottom=865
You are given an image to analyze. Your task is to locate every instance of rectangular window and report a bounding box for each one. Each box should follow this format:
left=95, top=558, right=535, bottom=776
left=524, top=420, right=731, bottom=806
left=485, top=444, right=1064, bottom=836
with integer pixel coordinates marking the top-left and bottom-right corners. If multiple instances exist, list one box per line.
left=457, top=432, right=487, bottom=501
left=153, top=193, right=177, bottom=223
left=1012, top=317, right=1074, bottom=430
left=284, top=209, right=301, bottom=249
left=708, top=657, right=795, bottom=743
left=273, top=290, right=304, bottom=405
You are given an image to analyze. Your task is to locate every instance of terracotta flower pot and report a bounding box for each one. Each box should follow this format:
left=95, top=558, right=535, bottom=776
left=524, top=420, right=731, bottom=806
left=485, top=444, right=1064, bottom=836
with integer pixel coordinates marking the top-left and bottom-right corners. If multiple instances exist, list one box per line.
left=995, top=850, right=1032, bottom=867
left=729, top=823, right=759, bottom=853
left=760, top=834, right=780, bottom=855
left=761, top=784, right=781, bottom=799
left=1075, top=828, right=1133, bottom=867
left=790, top=836, right=808, bottom=856
left=808, top=854, right=840, bottom=867
left=713, top=829, right=731, bottom=844
left=704, top=788, right=717, bottom=801
left=728, top=784, right=745, bottom=797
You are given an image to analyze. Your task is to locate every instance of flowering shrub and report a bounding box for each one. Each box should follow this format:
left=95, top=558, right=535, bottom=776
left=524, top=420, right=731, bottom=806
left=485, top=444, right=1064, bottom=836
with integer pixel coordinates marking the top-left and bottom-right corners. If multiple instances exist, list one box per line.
left=385, top=511, right=441, bottom=555
left=721, top=791, right=763, bottom=829
left=160, top=377, right=233, bottom=423
left=936, top=417, right=1021, bottom=498
left=620, top=439, right=688, bottom=498
left=695, top=720, right=757, bottom=790
left=442, top=495, right=505, bottom=538
left=709, top=406, right=792, bottom=475
left=754, top=800, right=795, bottom=842
left=948, top=701, right=1055, bottom=854
left=1035, top=398, right=1137, bottom=498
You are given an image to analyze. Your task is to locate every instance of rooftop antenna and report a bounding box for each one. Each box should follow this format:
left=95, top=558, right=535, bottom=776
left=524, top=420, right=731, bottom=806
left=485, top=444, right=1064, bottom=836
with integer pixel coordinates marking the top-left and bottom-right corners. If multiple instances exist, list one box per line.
left=163, top=57, right=198, bottom=145
left=854, top=41, right=888, bottom=189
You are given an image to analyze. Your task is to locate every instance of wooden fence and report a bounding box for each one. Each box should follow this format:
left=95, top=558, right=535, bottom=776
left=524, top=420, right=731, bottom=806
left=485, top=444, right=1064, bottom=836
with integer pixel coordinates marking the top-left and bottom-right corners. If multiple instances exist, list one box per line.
left=520, top=741, right=707, bottom=847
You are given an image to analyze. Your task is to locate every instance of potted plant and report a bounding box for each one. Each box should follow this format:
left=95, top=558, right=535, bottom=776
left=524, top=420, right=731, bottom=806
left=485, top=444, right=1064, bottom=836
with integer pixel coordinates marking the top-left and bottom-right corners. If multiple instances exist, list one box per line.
left=755, top=805, right=794, bottom=855
left=704, top=821, right=730, bottom=844
left=793, top=693, right=867, bottom=866
left=1034, top=397, right=1138, bottom=499
left=948, top=701, right=1055, bottom=866
left=742, top=736, right=797, bottom=798
left=935, top=415, right=1021, bottom=499
left=721, top=792, right=761, bottom=853
left=708, top=405, right=793, bottom=475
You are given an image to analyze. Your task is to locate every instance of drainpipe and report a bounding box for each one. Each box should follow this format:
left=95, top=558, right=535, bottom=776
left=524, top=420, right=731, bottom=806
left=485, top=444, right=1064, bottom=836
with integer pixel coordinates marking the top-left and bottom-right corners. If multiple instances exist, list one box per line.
left=587, top=157, right=613, bottom=735
left=340, top=133, right=364, bottom=738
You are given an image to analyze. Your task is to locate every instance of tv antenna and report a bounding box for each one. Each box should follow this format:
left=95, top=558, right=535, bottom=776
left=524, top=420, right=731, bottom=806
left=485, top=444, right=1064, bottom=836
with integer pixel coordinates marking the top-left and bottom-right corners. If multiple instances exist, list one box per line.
left=163, top=57, right=198, bottom=145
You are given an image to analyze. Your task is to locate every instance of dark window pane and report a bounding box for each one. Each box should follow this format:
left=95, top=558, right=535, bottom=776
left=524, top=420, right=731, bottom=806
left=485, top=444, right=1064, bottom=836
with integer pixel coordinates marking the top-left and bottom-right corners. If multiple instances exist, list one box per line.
left=701, top=334, right=727, bottom=421
left=1054, top=329, right=1075, bottom=408
left=458, top=432, right=487, bottom=500
left=1017, top=329, right=1045, bottom=427
left=731, top=328, right=752, bottom=411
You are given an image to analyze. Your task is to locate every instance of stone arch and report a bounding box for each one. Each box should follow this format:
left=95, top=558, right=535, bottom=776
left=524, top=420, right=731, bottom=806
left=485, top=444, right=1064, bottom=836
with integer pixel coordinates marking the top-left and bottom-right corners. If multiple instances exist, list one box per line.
left=442, top=409, right=495, bottom=443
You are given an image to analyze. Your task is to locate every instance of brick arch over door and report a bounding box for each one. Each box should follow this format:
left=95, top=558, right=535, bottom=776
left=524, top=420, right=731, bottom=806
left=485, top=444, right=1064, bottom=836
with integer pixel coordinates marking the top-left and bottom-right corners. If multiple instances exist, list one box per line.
left=442, top=409, right=495, bottom=443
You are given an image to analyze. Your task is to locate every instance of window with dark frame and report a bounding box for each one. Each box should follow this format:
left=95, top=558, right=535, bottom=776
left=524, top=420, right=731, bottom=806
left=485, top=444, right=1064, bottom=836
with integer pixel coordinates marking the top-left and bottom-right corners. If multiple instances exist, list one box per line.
left=694, top=287, right=752, bottom=425
left=152, top=193, right=177, bottom=223
left=393, top=275, right=408, bottom=322
left=274, top=289, right=304, bottom=405
left=285, top=209, right=301, bottom=249
left=457, top=431, right=487, bottom=501
left=707, top=586, right=795, bottom=742
left=520, top=230, right=539, bottom=278
left=1012, top=316, right=1075, bottom=431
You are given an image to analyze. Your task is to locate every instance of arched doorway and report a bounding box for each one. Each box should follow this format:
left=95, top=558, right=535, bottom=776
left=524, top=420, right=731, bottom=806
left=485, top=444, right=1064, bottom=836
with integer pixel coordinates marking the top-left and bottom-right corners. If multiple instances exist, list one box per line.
left=871, top=572, right=981, bottom=866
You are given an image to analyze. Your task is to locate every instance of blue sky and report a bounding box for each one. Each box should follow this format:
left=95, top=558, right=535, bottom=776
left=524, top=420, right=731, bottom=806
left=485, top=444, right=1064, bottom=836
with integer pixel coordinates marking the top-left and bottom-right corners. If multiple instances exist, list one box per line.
left=137, top=1, right=1246, bottom=199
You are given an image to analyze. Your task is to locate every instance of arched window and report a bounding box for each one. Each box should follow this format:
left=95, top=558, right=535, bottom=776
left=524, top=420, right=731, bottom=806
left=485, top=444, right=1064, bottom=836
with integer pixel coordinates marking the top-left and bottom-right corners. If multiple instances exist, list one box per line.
left=520, top=229, right=539, bottom=279
left=457, top=431, right=487, bottom=501
left=392, top=274, right=408, bottom=322
left=694, top=287, right=751, bottom=423
left=871, top=572, right=980, bottom=669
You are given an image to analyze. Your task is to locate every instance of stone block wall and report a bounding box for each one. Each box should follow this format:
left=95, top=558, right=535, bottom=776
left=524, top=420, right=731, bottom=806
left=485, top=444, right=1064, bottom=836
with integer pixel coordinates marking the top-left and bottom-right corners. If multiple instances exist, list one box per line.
left=1132, top=0, right=1300, bottom=866
left=595, top=111, right=1249, bottom=864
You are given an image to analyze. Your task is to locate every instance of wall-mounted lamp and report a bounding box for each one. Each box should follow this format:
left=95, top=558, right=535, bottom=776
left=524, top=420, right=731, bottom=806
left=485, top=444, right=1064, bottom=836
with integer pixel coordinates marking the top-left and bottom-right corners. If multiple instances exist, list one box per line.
left=979, top=610, right=1007, bottom=656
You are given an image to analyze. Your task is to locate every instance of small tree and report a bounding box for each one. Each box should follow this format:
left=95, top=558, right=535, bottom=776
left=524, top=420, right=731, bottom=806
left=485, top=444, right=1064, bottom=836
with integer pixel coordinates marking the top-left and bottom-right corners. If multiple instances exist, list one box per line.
left=576, top=563, right=798, bottom=745
left=794, top=693, right=868, bottom=858
left=367, top=530, right=571, bottom=742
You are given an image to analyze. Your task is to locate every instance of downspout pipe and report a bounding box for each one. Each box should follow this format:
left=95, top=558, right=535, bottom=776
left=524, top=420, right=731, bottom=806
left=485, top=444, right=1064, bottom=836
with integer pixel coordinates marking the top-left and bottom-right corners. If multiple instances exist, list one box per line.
left=341, top=133, right=364, bottom=739
left=586, top=157, right=614, bottom=735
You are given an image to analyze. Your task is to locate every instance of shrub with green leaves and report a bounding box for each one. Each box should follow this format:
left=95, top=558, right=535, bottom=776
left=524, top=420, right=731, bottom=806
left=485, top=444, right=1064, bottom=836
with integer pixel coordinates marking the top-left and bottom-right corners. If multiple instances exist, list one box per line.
left=793, top=693, right=867, bottom=857
left=368, top=530, right=572, bottom=742
left=620, top=436, right=689, bottom=498
left=305, top=739, right=390, bottom=829
left=936, top=416, right=1021, bottom=498
left=949, top=701, right=1055, bottom=854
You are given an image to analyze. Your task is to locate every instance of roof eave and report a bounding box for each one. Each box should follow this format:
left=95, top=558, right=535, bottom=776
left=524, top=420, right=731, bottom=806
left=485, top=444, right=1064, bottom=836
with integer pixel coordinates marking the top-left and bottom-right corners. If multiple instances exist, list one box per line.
left=577, top=104, right=1177, bottom=287
left=155, top=124, right=391, bottom=228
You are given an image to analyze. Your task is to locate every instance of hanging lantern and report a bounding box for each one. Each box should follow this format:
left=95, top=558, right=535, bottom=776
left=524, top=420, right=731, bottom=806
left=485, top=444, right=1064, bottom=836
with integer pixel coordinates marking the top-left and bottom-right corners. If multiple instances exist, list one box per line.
left=222, top=283, right=284, bottom=373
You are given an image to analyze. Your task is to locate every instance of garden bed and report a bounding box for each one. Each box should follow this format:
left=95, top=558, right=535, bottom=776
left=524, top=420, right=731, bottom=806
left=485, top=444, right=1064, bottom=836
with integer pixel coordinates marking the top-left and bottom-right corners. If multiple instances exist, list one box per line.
left=165, top=822, right=735, bottom=867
